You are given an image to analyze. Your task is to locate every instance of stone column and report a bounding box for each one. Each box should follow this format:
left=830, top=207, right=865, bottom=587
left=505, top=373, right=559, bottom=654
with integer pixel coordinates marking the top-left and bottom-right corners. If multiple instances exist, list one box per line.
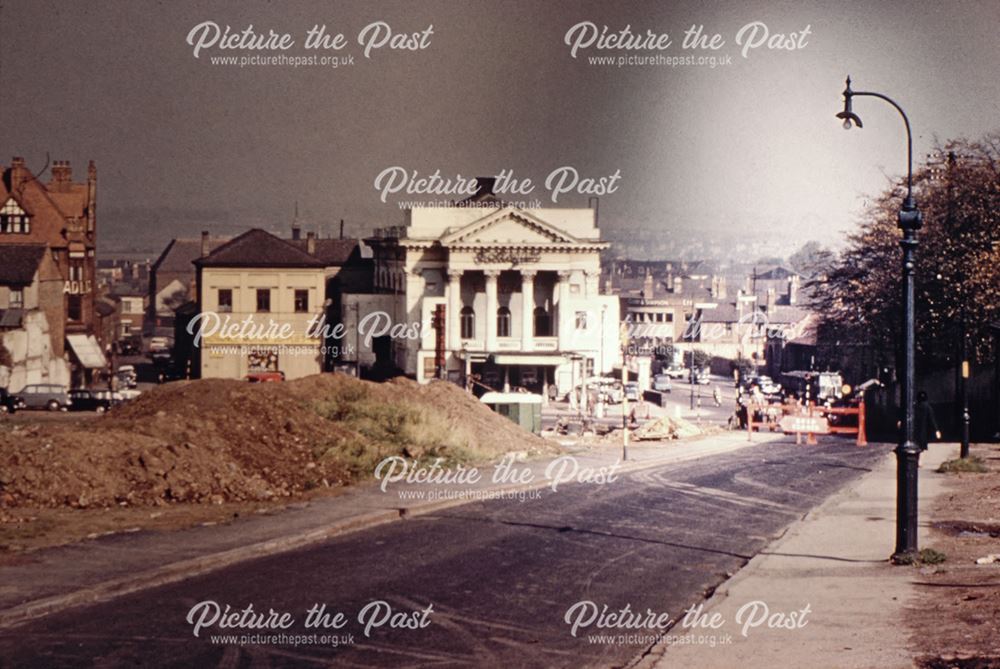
left=520, top=269, right=537, bottom=351
left=484, top=270, right=500, bottom=351
left=447, top=270, right=462, bottom=349
left=557, top=270, right=573, bottom=350
left=583, top=269, right=600, bottom=297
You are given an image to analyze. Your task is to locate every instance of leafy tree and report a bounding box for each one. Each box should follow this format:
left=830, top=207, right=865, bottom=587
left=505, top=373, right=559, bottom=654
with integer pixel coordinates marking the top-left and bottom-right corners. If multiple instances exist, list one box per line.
left=688, top=349, right=711, bottom=369
left=654, top=342, right=675, bottom=362
left=810, top=134, right=1000, bottom=368
left=788, top=241, right=834, bottom=278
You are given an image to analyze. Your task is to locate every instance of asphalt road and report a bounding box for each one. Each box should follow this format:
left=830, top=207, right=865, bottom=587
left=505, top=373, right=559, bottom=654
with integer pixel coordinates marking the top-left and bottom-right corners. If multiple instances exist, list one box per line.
left=0, top=439, right=890, bottom=668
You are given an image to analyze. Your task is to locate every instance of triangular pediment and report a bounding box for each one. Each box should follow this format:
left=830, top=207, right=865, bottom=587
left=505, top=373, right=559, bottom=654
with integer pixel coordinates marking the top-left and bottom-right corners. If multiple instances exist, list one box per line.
left=441, top=207, right=581, bottom=246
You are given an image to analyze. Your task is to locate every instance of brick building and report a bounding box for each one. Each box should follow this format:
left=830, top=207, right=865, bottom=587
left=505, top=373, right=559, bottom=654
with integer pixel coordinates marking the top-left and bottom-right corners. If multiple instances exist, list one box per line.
left=1, top=156, right=104, bottom=383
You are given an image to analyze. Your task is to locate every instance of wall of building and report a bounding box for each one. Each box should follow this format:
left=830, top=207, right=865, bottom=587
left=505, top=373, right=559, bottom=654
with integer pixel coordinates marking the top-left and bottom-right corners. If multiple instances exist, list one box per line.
left=0, top=310, right=70, bottom=391
left=197, top=267, right=326, bottom=380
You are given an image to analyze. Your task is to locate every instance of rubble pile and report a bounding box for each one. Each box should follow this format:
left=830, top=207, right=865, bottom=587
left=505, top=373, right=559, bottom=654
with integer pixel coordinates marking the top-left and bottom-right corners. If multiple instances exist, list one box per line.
left=0, top=375, right=555, bottom=509
left=631, top=415, right=702, bottom=441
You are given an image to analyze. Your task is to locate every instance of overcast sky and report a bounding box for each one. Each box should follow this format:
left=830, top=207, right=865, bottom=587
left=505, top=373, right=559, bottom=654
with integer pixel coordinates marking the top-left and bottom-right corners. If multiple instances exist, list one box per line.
left=1, top=0, right=997, bottom=251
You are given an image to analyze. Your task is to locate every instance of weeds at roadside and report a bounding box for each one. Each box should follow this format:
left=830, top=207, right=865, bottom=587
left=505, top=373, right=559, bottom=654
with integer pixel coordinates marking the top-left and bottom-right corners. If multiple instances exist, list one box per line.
left=311, top=389, right=485, bottom=477
left=892, top=548, right=947, bottom=566
left=937, top=457, right=988, bottom=474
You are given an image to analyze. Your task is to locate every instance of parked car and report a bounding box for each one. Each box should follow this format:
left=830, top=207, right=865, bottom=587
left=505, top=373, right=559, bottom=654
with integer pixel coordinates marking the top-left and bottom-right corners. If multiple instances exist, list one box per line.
left=148, top=336, right=171, bottom=353
left=0, top=387, right=26, bottom=414
left=624, top=381, right=640, bottom=402
left=156, top=361, right=186, bottom=384
left=653, top=374, right=673, bottom=392
left=117, top=337, right=141, bottom=356
left=246, top=371, right=285, bottom=383
left=574, top=379, right=623, bottom=404
left=17, top=384, right=72, bottom=411
left=116, top=364, right=138, bottom=388
left=689, top=370, right=712, bottom=385
left=754, top=375, right=782, bottom=395
left=68, top=389, right=118, bottom=413
left=118, top=388, right=143, bottom=401
left=665, top=365, right=687, bottom=379
left=596, top=379, right=624, bottom=404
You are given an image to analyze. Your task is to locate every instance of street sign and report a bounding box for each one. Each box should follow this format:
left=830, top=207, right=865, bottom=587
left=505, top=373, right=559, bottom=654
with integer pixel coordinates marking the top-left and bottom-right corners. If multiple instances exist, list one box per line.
left=779, top=414, right=830, bottom=434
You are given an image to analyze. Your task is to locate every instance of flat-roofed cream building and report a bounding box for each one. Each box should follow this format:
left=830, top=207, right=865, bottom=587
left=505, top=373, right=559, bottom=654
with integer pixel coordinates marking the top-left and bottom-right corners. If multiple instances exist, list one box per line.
left=193, top=229, right=326, bottom=380
left=362, top=188, right=620, bottom=396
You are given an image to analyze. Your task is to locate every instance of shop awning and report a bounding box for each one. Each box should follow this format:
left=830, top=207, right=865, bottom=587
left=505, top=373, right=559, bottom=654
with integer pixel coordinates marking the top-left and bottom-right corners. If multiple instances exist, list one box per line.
left=66, top=334, right=107, bottom=369
left=492, top=353, right=567, bottom=366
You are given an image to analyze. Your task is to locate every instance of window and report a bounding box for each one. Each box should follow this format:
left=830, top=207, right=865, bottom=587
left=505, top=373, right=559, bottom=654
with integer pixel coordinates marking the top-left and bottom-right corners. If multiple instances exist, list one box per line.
left=497, top=306, right=511, bottom=337
left=69, top=262, right=84, bottom=282
left=575, top=311, right=588, bottom=330
left=534, top=307, right=551, bottom=337
left=68, top=294, right=82, bottom=321
left=9, top=288, right=23, bottom=308
left=0, top=198, right=30, bottom=234
left=218, top=289, right=233, bottom=313
left=256, top=289, right=271, bottom=313
left=294, top=289, right=309, bottom=313
left=460, top=306, right=475, bottom=339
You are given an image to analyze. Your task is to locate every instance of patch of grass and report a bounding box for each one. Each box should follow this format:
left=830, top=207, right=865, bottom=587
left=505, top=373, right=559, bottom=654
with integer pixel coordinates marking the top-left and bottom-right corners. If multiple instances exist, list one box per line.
left=892, top=548, right=947, bottom=566
left=311, top=391, right=484, bottom=477
left=937, top=457, right=988, bottom=474
left=919, top=548, right=947, bottom=564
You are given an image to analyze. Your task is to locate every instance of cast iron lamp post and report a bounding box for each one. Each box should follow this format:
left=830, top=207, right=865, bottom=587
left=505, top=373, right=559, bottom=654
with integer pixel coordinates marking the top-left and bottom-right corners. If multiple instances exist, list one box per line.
left=838, top=76, right=922, bottom=562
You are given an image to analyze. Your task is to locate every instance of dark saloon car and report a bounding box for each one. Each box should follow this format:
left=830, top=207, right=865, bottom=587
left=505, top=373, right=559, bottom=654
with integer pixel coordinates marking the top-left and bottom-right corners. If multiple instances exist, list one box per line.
left=0, top=387, right=26, bottom=414
left=68, top=389, right=117, bottom=413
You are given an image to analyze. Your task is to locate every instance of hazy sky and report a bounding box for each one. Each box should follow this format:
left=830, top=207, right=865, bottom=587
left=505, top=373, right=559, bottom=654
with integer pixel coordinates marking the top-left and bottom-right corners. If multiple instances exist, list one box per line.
left=1, top=0, right=998, bottom=251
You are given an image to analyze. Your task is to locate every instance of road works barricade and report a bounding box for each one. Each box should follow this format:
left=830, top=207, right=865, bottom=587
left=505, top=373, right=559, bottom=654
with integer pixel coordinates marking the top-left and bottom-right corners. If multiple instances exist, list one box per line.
left=746, top=399, right=867, bottom=446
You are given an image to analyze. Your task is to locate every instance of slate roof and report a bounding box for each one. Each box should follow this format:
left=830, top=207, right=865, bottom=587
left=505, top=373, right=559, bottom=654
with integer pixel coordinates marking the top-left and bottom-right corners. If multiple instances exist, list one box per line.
left=0, top=244, right=46, bottom=284
left=194, top=229, right=325, bottom=268
left=94, top=299, right=117, bottom=318
left=152, top=237, right=228, bottom=274
left=287, top=238, right=365, bottom=265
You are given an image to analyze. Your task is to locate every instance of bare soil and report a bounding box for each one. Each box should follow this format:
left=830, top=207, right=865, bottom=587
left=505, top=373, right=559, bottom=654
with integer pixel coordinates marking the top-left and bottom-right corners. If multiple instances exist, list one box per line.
left=909, top=443, right=1000, bottom=668
left=0, top=375, right=557, bottom=551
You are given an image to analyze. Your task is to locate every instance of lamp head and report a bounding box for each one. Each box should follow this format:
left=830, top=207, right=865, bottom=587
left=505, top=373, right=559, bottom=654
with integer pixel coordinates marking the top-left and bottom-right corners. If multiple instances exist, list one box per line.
left=836, top=76, right=863, bottom=129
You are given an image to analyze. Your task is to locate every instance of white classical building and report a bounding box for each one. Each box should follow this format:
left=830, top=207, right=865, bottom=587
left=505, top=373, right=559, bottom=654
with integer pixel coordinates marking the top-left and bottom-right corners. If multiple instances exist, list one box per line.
left=361, top=192, right=620, bottom=396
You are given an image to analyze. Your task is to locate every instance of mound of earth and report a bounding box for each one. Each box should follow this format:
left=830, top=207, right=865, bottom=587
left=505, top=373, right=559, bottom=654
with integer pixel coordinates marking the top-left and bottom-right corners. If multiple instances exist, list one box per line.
left=0, top=375, right=556, bottom=509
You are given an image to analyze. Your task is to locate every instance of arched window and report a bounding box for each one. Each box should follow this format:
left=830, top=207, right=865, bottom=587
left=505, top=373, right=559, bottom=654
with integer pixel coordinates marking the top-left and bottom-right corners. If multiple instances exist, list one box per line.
left=460, top=306, right=475, bottom=339
left=497, top=306, right=511, bottom=337
left=534, top=307, right=551, bottom=337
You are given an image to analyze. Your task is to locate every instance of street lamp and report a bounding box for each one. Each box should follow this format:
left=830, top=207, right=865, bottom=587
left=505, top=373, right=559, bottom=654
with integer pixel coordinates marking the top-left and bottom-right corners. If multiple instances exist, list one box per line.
left=687, top=315, right=697, bottom=410
left=945, top=151, right=971, bottom=460
left=838, top=76, right=923, bottom=562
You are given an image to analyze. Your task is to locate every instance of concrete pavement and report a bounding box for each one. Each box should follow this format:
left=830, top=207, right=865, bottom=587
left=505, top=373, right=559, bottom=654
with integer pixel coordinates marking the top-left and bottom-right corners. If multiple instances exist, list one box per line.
left=640, top=442, right=955, bottom=669
left=0, top=429, right=778, bottom=629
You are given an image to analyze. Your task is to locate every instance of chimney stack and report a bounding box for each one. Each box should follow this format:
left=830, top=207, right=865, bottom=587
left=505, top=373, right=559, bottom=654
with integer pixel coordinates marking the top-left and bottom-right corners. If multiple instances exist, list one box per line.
left=9, top=156, right=26, bottom=191
left=200, top=231, right=210, bottom=257
left=306, top=231, right=316, bottom=255
left=291, top=201, right=301, bottom=240
left=339, top=218, right=344, bottom=240
left=766, top=287, right=776, bottom=313
left=50, top=160, right=72, bottom=191
left=673, top=275, right=683, bottom=294
left=716, top=276, right=726, bottom=300
left=643, top=270, right=654, bottom=298
left=788, top=275, right=800, bottom=305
